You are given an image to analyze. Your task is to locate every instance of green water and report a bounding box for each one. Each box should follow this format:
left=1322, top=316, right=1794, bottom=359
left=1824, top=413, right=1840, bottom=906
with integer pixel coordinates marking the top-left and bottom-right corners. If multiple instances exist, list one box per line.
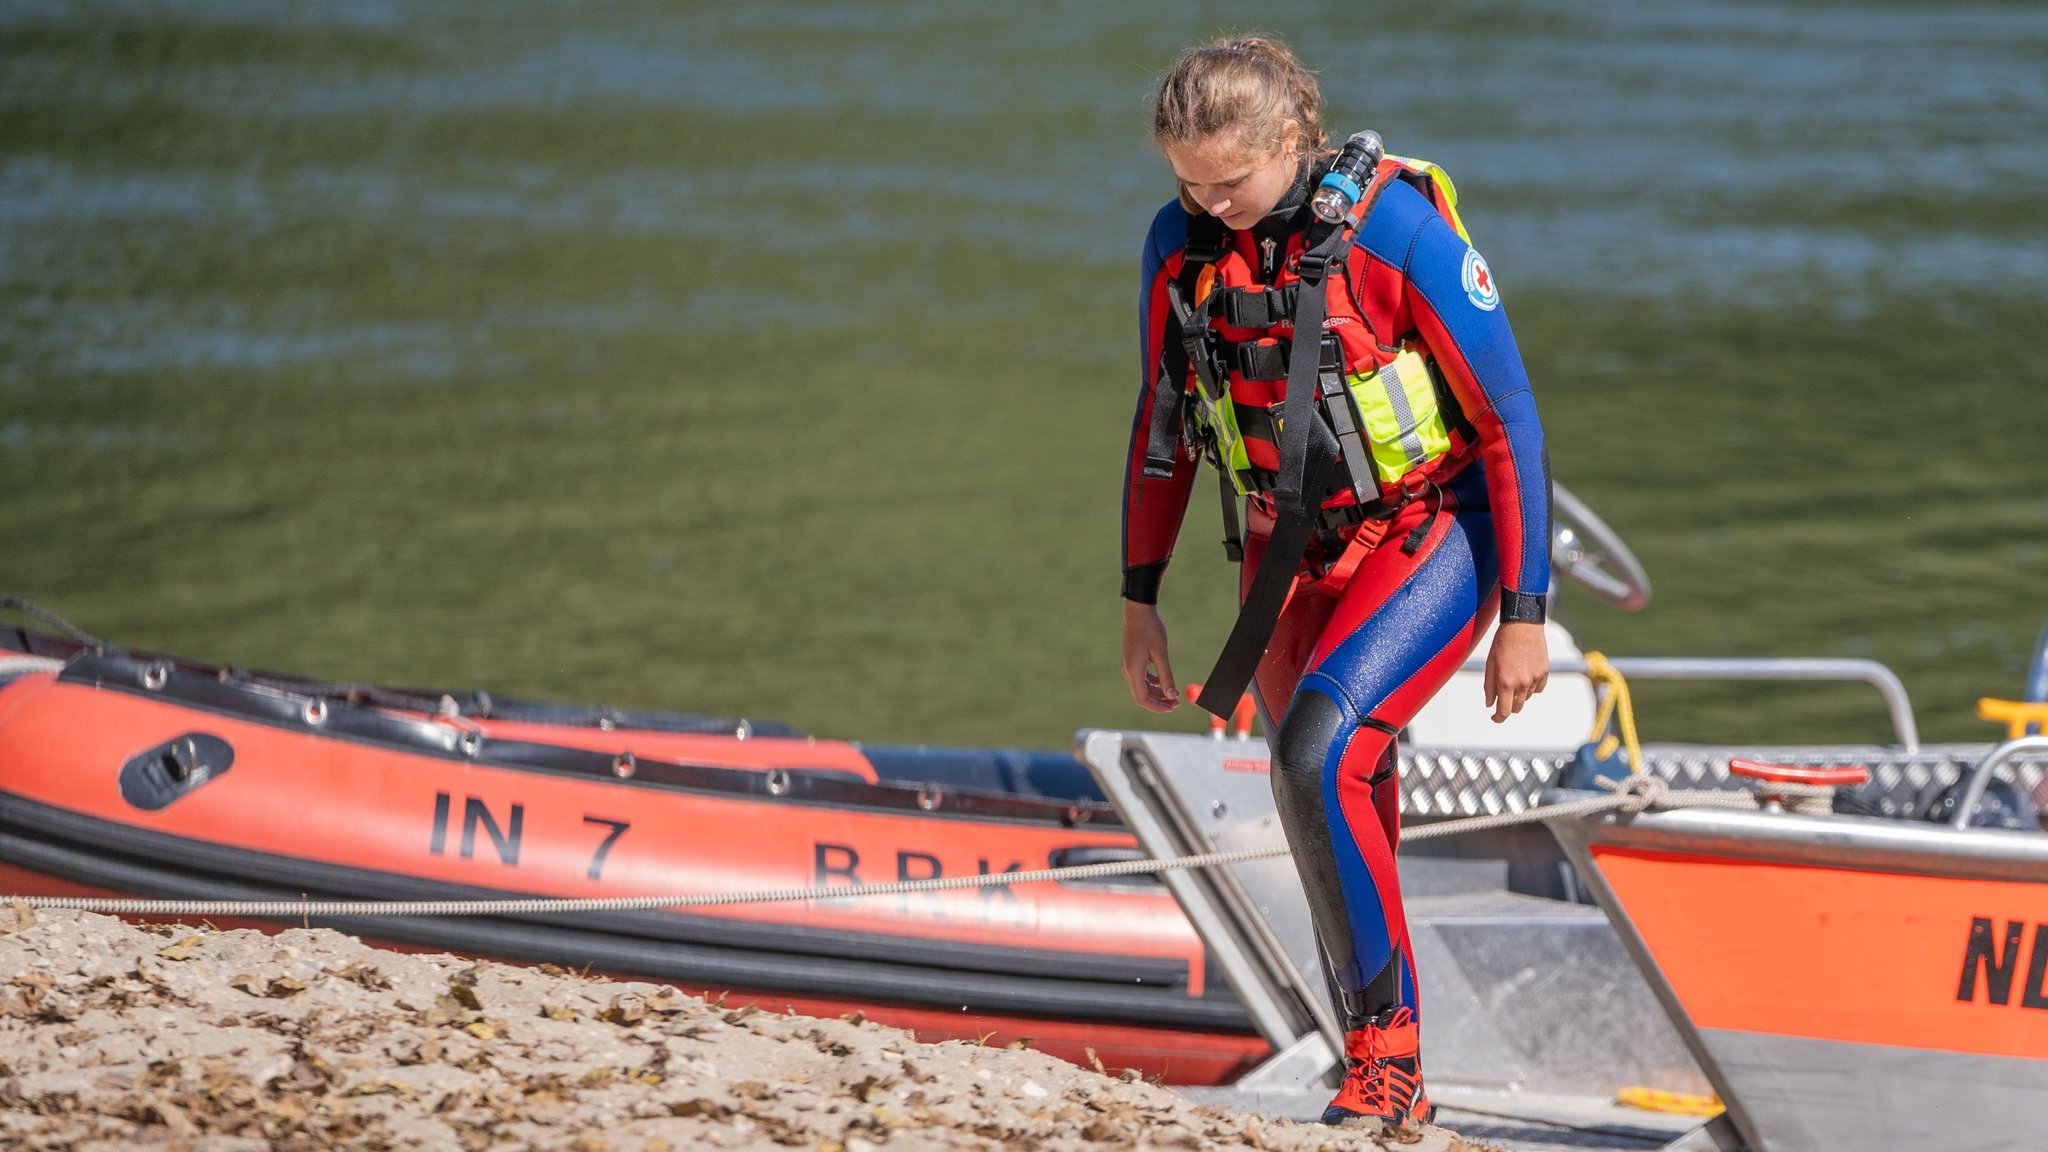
left=4, top=1, right=2046, bottom=749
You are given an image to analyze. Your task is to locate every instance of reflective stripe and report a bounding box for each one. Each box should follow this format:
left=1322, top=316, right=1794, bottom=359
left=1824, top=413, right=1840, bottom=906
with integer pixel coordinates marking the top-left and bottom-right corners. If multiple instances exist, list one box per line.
left=1377, top=357, right=1429, bottom=467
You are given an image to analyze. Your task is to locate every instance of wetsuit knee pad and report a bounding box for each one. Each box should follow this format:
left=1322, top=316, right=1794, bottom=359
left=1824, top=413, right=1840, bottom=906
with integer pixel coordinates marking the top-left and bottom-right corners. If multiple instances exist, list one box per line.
left=1271, top=687, right=1374, bottom=1007
left=1274, top=689, right=1351, bottom=784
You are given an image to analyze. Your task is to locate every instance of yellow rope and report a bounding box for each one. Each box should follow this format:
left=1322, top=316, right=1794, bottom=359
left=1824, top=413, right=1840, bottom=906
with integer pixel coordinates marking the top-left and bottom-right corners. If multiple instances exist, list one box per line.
left=1584, top=651, right=1644, bottom=774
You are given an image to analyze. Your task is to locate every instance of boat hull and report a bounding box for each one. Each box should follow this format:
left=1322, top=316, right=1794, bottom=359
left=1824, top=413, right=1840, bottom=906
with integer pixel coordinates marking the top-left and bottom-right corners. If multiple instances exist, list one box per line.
left=0, top=649, right=1266, bottom=1084
left=1549, top=803, right=2048, bottom=1152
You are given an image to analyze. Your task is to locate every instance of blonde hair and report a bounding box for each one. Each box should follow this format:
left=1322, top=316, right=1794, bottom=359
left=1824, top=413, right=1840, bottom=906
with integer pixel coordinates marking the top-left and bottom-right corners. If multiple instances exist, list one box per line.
left=1152, top=36, right=1327, bottom=162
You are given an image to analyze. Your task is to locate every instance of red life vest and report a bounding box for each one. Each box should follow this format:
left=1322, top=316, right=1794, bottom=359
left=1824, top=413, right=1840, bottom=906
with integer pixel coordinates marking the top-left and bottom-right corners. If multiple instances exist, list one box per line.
left=1161, top=156, right=1480, bottom=517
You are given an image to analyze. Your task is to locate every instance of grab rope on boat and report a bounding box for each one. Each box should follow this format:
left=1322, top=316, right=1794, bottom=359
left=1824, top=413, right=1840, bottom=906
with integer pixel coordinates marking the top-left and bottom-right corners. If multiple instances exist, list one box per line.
left=2, top=775, right=1819, bottom=919
left=0, top=596, right=109, bottom=651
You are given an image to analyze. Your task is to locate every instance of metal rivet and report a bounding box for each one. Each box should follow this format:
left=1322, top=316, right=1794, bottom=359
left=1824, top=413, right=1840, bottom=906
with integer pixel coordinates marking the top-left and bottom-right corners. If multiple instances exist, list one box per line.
left=142, top=662, right=170, bottom=691
left=460, top=731, right=481, bottom=757
left=918, top=786, right=940, bottom=812
left=613, top=753, right=636, bottom=779
left=735, top=719, right=752, bottom=741
left=1211, top=800, right=1229, bottom=818
left=303, top=699, right=328, bottom=726
left=765, top=769, right=790, bottom=796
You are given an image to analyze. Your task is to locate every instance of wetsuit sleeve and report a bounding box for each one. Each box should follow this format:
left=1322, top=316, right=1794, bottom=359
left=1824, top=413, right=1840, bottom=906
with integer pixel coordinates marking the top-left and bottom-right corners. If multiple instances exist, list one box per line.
left=1121, top=205, right=1200, bottom=604
left=1398, top=212, right=1552, bottom=619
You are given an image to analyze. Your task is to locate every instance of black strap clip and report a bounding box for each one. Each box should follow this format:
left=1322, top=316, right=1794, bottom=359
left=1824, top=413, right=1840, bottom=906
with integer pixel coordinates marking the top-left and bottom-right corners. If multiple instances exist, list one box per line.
left=1217, top=285, right=1298, bottom=329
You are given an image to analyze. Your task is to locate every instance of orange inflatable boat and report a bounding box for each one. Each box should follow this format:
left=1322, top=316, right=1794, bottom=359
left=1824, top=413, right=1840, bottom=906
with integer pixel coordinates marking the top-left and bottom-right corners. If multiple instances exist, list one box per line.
left=0, top=618, right=1266, bottom=1083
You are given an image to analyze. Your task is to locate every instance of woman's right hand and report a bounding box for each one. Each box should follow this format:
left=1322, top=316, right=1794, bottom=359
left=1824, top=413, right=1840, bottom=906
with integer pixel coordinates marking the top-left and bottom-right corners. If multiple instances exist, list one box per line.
left=1121, top=601, right=1180, bottom=712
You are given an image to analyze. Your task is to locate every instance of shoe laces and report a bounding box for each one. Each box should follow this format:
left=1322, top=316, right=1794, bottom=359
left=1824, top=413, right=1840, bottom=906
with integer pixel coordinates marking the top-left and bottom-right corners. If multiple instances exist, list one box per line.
left=1335, top=1007, right=1424, bottom=1118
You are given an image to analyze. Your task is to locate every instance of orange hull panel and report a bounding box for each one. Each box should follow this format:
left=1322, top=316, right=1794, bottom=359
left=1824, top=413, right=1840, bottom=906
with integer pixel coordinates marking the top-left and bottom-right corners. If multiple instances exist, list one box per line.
left=1592, top=844, right=2048, bottom=1059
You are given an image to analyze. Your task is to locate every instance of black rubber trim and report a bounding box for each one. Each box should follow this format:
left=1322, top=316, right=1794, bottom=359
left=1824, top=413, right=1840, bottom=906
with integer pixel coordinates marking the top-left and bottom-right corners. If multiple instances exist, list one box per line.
left=1121, top=563, right=1166, bottom=605
left=1500, top=589, right=1547, bottom=625
left=0, top=793, right=1253, bottom=1032
left=56, top=654, right=1123, bottom=831
left=2, top=626, right=801, bottom=739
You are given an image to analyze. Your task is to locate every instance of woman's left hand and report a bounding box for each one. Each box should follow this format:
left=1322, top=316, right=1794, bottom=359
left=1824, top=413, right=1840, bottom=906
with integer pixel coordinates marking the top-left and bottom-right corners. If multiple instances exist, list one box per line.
left=1484, top=621, right=1550, bottom=723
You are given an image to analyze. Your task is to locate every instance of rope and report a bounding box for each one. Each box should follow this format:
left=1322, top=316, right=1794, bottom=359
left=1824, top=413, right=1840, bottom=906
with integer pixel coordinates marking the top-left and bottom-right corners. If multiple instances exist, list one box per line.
left=0, top=596, right=109, bottom=650
left=1583, top=650, right=1644, bottom=774
left=6, top=776, right=1723, bottom=918
left=0, top=655, right=64, bottom=679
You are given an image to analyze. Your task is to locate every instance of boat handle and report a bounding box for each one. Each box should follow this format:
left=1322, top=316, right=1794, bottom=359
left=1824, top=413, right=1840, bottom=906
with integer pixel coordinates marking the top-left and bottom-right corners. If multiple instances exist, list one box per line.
left=1462, top=655, right=1920, bottom=751
left=1949, top=734, right=2048, bottom=830
left=1727, top=758, right=1869, bottom=787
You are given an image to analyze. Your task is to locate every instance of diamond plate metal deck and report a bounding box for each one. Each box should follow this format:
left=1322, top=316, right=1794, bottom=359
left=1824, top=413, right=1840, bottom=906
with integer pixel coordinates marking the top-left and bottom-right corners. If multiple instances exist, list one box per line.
left=1399, top=742, right=2048, bottom=824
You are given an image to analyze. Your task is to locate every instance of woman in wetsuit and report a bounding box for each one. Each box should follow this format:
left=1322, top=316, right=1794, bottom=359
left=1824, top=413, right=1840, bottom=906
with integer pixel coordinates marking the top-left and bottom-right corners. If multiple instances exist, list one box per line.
left=1118, top=36, right=1551, bottom=1129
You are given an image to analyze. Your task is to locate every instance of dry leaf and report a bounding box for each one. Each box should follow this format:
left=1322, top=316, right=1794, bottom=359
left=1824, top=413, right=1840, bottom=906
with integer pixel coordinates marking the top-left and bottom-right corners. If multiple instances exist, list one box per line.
left=601, top=994, right=646, bottom=1025
left=666, top=1098, right=731, bottom=1119
left=463, top=1021, right=497, bottom=1041
left=328, top=962, right=390, bottom=990
left=156, top=936, right=207, bottom=962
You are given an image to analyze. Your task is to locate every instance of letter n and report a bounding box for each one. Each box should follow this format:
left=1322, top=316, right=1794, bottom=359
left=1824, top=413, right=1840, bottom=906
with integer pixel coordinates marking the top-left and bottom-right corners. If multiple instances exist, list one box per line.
left=460, top=797, right=523, bottom=866
left=1957, top=917, right=2025, bottom=1003
left=2023, top=923, right=2048, bottom=1009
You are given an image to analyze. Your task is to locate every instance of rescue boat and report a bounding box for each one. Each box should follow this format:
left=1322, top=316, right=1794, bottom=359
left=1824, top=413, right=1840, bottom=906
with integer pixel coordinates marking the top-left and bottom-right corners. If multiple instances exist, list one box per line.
left=0, top=619, right=1264, bottom=1084
left=1544, top=753, right=2048, bottom=1151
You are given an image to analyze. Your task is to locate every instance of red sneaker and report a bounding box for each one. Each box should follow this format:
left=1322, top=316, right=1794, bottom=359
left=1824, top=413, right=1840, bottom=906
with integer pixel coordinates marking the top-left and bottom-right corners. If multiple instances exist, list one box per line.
left=1321, top=1006, right=1433, bottom=1128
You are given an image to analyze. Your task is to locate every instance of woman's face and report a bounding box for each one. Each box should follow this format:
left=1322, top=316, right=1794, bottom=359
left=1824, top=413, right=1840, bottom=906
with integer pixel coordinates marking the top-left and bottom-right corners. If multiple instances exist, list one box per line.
left=1163, top=123, right=1300, bottom=231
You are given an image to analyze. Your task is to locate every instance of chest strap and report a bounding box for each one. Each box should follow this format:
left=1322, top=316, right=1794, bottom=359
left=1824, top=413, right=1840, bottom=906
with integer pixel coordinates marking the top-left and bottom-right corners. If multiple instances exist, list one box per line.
left=1220, top=333, right=1342, bottom=383
left=1211, top=283, right=1299, bottom=329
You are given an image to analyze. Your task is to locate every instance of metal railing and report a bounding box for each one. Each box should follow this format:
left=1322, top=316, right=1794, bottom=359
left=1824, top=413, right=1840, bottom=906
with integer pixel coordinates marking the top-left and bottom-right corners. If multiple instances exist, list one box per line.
left=1461, top=655, right=1919, bottom=752
left=1949, top=734, right=2048, bottom=830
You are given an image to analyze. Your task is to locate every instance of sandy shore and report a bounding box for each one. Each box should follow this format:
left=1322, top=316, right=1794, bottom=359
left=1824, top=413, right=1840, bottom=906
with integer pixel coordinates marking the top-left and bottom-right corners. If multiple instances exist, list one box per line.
left=0, top=909, right=1495, bottom=1151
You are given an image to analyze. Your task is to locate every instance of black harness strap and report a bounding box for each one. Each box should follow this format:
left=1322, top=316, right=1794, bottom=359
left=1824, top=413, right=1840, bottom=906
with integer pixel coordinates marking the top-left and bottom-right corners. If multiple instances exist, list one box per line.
left=1143, top=218, right=1228, bottom=479
left=1197, top=217, right=1363, bottom=719
left=1272, top=221, right=1353, bottom=512
left=1212, top=283, right=1299, bottom=328
left=1198, top=419, right=1340, bottom=715
left=1154, top=215, right=1247, bottom=562
left=1141, top=345, right=1182, bottom=479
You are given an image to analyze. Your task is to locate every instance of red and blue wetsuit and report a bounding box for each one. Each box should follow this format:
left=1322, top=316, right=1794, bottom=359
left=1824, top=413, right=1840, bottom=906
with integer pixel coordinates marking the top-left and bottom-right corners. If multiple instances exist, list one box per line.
left=1121, top=168, right=1551, bottom=1031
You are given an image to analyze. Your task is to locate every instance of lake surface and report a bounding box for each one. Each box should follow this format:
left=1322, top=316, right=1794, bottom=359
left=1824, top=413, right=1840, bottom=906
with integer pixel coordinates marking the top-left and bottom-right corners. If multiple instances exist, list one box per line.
left=3, top=0, right=2046, bottom=748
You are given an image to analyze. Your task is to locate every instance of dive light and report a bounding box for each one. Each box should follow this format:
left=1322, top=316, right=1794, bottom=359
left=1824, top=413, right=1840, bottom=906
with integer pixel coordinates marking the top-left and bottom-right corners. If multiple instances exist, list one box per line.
left=1309, top=130, right=1385, bottom=224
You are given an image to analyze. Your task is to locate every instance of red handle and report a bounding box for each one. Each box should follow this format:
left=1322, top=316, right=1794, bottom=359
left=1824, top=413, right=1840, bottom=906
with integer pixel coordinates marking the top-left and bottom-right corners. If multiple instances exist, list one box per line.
left=1728, top=758, right=1870, bottom=787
